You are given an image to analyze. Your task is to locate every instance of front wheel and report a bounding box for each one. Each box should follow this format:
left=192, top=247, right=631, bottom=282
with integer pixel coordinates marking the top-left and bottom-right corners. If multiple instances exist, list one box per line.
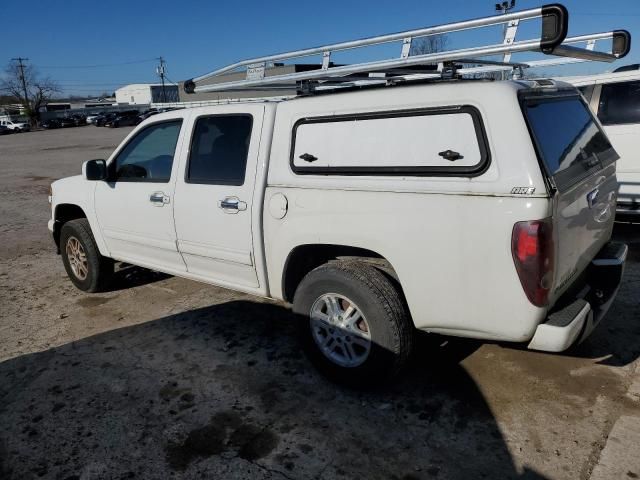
left=60, top=219, right=114, bottom=292
left=293, top=261, right=414, bottom=386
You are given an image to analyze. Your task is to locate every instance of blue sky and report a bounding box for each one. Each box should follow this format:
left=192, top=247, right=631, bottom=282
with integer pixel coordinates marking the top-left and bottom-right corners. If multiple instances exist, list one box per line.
left=0, top=0, right=638, bottom=96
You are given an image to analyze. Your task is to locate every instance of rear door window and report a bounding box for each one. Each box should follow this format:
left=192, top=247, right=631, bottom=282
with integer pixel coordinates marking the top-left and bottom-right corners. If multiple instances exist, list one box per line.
left=597, top=80, right=640, bottom=125
left=186, top=115, right=253, bottom=185
left=522, top=95, right=618, bottom=191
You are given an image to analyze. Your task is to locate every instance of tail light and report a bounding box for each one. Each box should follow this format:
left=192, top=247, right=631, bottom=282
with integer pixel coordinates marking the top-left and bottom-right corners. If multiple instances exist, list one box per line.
left=511, top=219, right=555, bottom=307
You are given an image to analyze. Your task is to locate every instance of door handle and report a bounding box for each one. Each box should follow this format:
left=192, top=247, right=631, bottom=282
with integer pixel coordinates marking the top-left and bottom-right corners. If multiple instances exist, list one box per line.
left=149, top=192, right=170, bottom=206
left=218, top=196, right=247, bottom=214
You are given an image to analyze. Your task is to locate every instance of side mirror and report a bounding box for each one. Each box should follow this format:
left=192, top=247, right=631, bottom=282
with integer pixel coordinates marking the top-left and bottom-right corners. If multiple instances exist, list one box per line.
left=82, top=159, right=107, bottom=181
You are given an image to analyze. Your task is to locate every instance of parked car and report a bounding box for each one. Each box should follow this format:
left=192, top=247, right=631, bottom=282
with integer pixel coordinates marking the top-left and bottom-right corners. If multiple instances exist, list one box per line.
left=137, top=110, right=160, bottom=122
left=48, top=77, right=627, bottom=385
left=41, top=119, right=62, bottom=129
left=0, top=125, right=11, bottom=135
left=86, top=112, right=106, bottom=124
left=59, top=117, right=77, bottom=128
left=71, top=114, right=87, bottom=126
left=560, top=65, right=640, bottom=214
left=105, top=111, right=140, bottom=128
left=94, top=113, right=118, bottom=127
left=0, top=119, right=30, bottom=132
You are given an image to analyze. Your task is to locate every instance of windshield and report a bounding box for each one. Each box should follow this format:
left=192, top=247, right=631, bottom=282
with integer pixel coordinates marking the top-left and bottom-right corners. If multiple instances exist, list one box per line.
left=522, top=94, right=618, bottom=191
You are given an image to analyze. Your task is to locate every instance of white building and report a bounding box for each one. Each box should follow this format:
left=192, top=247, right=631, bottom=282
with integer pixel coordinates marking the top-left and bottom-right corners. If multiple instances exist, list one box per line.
left=115, top=84, right=179, bottom=105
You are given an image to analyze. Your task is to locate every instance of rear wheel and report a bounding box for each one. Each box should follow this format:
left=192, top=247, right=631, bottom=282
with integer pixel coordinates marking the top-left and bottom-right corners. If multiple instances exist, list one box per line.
left=60, top=219, right=113, bottom=292
left=293, top=261, right=414, bottom=386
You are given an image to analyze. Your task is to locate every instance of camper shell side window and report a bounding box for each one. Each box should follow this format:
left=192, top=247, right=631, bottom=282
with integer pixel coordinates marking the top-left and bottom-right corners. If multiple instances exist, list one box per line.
left=290, top=106, right=490, bottom=177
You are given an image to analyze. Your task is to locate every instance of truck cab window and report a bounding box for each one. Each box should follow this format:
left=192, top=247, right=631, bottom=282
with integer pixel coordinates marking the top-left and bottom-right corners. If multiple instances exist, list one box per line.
left=113, top=120, right=182, bottom=182
left=598, top=80, right=640, bottom=125
left=187, top=115, right=253, bottom=185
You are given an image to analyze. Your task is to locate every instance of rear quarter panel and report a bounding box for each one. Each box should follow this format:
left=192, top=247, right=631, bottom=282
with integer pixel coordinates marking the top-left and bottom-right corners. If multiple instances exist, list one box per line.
left=264, top=82, right=551, bottom=342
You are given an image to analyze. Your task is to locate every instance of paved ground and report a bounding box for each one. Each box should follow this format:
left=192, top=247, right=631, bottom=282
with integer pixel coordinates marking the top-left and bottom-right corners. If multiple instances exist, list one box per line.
left=0, top=126, right=639, bottom=480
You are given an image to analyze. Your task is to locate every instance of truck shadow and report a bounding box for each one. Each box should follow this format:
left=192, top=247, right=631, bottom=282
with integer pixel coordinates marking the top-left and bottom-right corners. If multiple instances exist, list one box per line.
left=0, top=301, right=549, bottom=480
left=568, top=221, right=640, bottom=366
left=107, top=263, right=172, bottom=292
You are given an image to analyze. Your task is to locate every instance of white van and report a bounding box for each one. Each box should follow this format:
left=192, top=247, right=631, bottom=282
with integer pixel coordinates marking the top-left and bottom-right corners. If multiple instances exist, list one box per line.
left=562, top=65, right=640, bottom=214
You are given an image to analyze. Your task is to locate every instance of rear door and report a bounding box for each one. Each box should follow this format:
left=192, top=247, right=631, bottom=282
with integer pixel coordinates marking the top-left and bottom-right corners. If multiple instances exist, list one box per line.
left=521, top=90, right=619, bottom=301
left=172, top=105, right=265, bottom=292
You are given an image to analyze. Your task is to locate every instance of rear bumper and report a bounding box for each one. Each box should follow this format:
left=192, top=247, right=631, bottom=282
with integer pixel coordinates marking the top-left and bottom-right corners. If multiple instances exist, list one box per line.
left=527, top=241, right=627, bottom=352
left=617, top=178, right=640, bottom=214
left=617, top=202, right=640, bottom=215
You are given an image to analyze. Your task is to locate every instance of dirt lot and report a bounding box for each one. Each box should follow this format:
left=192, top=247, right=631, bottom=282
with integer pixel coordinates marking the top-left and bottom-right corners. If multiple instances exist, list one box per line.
left=1, top=126, right=639, bottom=480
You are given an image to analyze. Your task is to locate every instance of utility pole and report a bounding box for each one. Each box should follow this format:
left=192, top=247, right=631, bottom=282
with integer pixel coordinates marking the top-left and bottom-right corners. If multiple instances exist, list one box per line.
left=156, top=56, right=167, bottom=103
left=11, top=57, right=30, bottom=113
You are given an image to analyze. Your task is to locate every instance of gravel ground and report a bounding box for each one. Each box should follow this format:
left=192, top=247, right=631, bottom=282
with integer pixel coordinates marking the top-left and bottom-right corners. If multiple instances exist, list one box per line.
left=0, top=126, right=639, bottom=480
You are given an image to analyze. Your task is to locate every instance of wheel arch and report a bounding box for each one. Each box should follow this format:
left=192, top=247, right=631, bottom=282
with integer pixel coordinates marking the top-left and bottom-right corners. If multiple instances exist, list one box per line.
left=281, top=243, right=403, bottom=304
left=53, top=203, right=87, bottom=251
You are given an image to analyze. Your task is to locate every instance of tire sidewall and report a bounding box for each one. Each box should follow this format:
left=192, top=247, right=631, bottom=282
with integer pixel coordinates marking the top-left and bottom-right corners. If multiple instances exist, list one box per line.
left=293, top=264, right=406, bottom=385
left=60, top=220, right=102, bottom=292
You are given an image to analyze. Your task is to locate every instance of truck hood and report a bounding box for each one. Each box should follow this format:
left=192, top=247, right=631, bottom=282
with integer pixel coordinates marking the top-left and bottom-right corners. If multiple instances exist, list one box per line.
left=52, top=175, right=84, bottom=191
left=51, top=175, right=95, bottom=209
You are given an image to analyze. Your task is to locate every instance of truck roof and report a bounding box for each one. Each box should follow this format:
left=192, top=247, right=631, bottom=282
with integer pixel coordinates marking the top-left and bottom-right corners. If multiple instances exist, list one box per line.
left=154, top=78, right=577, bottom=117
left=557, top=69, right=640, bottom=86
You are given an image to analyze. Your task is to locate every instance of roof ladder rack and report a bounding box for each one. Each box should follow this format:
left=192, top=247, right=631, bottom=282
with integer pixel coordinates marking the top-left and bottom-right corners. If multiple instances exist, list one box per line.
left=184, top=3, right=630, bottom=95
left=458, top=30, right=632, bottom=78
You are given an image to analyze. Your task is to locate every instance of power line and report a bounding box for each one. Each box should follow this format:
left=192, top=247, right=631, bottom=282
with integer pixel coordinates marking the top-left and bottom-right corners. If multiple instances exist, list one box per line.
left=38, top=58, right=157, bottom=69
left=163, top=74, right=180, bottom=87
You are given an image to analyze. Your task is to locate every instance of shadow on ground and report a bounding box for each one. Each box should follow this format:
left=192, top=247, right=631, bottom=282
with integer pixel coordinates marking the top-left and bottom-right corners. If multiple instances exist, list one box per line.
left=107, top=263, right=171, bottom=292
left=0, top=300, right=548, bottom=479
left=567, top=222, right=640, bottom=366
left=2, top=224, right=638, bottom=479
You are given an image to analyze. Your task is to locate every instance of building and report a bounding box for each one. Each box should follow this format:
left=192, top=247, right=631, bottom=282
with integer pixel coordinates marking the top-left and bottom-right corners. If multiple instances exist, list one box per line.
left=115, top=84, right=179, bottom=105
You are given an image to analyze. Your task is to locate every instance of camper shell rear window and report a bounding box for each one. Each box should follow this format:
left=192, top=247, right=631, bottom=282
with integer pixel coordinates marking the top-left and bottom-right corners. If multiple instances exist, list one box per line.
left=520, top=92, right=618, bottom=191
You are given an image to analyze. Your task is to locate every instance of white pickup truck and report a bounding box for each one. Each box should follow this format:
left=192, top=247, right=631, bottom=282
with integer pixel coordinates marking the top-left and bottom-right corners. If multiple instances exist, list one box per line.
left=48, top=78, right=627, bottom=384
left=0, top=118, right=30, bottom=132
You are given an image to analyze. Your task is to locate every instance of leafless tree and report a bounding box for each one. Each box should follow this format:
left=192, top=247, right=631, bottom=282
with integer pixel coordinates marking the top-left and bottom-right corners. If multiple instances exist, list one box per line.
left=1, top=61, right=60, bottom=124
left=409, top=34, right=450, bottom=56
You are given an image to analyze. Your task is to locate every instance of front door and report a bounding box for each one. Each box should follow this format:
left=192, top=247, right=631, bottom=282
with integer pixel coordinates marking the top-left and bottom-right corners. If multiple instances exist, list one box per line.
left=173, top=105, right=265, bottom=291
left=94, top=117, right=187, bottom=272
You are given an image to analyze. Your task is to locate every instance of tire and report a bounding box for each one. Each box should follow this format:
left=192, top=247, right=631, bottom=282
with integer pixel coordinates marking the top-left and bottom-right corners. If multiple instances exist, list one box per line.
left=60, top=218, right=114, bottom=292
left=293, top=261, right=414, bottom=386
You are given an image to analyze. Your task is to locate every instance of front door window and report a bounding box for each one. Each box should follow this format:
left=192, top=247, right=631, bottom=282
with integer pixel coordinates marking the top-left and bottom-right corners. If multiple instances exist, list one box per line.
left=112, top=120, right=182, bottom=182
